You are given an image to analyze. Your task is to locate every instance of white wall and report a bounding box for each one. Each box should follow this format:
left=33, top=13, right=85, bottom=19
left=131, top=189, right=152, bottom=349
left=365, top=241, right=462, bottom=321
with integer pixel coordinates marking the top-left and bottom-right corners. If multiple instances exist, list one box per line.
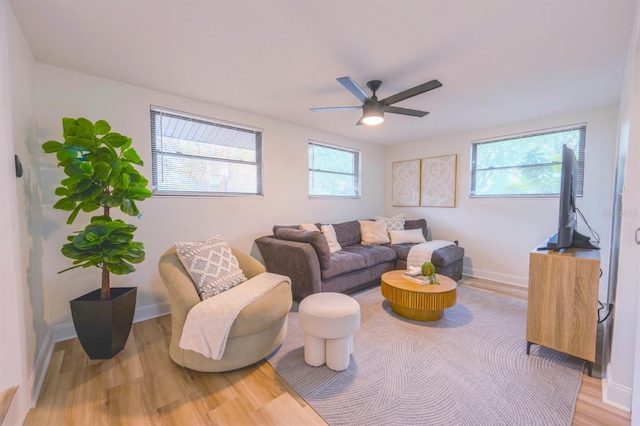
left=7, top=0, right=48, bottom=410
left=608, top=0, right=640, bottom=413
left=35, top=63, right=386, bottom=327
left=384, top=105, right=619, bottom=293
left=0, top=0, right=31, bottom=423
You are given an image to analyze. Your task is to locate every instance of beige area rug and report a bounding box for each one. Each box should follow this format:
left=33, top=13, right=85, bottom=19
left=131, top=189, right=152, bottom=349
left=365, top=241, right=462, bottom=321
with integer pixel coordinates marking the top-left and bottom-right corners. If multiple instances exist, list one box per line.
left=267, top=286, right=584, bottom=426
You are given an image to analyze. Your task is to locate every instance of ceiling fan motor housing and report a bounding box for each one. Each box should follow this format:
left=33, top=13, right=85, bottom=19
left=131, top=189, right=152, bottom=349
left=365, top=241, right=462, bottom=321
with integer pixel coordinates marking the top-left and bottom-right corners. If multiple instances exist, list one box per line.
left=366, top=80, right=382, bottom=95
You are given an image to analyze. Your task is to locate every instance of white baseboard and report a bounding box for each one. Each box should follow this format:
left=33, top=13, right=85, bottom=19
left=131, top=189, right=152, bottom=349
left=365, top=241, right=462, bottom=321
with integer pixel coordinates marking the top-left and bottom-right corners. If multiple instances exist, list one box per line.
left=33, top=301, right=171, bottom=405
left=603, top=363, right=632, bottom=412
left=29, top=328, right=53, bottom=408
left=463, top=266, right=528, bottom=287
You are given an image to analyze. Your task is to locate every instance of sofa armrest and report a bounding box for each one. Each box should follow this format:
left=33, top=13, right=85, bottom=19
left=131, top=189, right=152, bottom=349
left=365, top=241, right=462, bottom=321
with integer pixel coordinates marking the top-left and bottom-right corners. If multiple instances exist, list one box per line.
left=255, top=236, right=323, bottom=300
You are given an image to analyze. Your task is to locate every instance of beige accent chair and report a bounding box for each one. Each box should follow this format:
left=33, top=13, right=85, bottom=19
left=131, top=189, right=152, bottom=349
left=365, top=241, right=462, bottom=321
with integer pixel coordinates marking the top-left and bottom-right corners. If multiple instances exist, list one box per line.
left=158, top=246, right=292, bottom=372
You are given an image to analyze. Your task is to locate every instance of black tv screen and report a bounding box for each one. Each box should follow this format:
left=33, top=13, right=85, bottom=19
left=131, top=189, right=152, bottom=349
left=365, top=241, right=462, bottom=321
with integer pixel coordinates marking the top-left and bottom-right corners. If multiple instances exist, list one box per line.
left=546, top=144, right=598, bottom=250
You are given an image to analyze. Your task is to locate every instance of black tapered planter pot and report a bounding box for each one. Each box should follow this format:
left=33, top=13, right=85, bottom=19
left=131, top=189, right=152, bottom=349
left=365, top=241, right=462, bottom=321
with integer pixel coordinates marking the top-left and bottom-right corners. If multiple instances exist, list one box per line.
left=70, top=287, right=137, bottom=360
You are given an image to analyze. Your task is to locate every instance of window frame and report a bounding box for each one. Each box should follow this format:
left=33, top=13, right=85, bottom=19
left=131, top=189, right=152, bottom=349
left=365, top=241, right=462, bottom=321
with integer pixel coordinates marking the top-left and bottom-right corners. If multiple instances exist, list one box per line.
left=469, top=123, right=587, bottom=198
left=150, top=106, right=263, bottom=197
left=308, top=140, right=361, bottom=199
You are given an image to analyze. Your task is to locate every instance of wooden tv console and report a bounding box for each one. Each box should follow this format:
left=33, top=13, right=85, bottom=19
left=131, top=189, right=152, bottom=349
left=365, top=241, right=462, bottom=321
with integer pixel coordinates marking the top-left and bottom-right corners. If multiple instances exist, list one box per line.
left=526, top=240, right=600, bottom=375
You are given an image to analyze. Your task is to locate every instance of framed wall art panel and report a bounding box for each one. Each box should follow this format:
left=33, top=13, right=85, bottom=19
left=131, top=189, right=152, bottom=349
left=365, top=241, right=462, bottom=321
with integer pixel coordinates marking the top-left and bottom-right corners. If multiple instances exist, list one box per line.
left=392, top=159, right=420, bottom=207
left=420, top=154, right=457, bottom=207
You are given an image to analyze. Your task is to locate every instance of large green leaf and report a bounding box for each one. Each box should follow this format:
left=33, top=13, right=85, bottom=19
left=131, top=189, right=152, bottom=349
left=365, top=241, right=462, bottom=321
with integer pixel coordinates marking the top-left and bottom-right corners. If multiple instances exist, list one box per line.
left=62, top=118, right=78, bottom=137
left=126, top=187, right=153, bottom=201
left=122, top=148, right=143, bottom=165
left=42, top=140, right=63, bottom=153
left=94, top=120, right=111, bottom=135
left=120, top=199, right=138, bottom=216
left=54, top=187, right=69, bottom=196
left=56, top=147, right=79, bottom=162
left=93, top=162, right=112, bottom=181
left=61, top=175, right=83, bottom=187
left=102, top=133, right=129, bottom=148
left=64, top=136, right=95, bottom=150
left=64, top=162, right=88, bottom=177
left=79, top=162, right=94, bottom=175
left=76, top=118, right=95, bottom=139
left=70, top=177, right=93, bottom=193
left=66, top=204, right=83, bottom=225
left=53, top=198, right=76, bottom=211
left=107, top=261, right=135, bottom=275
left=80, top=201, right=101, bottom=212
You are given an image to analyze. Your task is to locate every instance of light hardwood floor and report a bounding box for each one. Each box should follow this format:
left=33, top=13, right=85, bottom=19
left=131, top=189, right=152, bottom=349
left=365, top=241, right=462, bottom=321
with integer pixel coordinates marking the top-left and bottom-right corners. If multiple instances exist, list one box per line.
left=24, top=278, right=631, bottom=425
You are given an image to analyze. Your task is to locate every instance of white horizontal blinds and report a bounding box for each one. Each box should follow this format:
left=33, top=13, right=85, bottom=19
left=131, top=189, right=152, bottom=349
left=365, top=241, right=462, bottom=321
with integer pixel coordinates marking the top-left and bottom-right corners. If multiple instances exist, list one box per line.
left=308, top=141, right=360, bottom=198
left=470, top=123, right=586, bottom=197
left=150, top=107, right=263, bottom=196
left=574, top=125, right=586, bottom=196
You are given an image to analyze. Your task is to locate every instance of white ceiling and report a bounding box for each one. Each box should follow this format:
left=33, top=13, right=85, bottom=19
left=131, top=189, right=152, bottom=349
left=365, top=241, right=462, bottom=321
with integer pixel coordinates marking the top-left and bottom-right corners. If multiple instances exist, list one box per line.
left=9, top=0, right=636, bottom=145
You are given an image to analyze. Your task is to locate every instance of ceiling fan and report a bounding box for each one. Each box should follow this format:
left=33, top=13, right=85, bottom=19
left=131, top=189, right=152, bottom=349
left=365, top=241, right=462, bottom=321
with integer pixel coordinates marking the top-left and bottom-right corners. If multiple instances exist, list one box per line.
left=310, top=76, right=442, bottom=126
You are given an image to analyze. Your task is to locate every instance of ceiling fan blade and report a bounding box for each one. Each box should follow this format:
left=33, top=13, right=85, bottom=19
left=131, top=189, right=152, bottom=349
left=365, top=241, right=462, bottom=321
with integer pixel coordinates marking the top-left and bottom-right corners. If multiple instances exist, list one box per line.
left=384, top=106, right=429, bottom=117
left=381, top=79, right=442, bottom=106
left=337, top=76, right=370, bottom=103
left=356, top=115, right=365, bottom=126
left=310, top=106, right=362, bottom=112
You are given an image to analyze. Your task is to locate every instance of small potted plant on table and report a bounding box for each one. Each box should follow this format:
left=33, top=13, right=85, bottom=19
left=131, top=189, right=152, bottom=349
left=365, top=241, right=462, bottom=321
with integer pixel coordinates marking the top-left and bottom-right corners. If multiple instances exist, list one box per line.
left=42, top=117, right=152, bottom=359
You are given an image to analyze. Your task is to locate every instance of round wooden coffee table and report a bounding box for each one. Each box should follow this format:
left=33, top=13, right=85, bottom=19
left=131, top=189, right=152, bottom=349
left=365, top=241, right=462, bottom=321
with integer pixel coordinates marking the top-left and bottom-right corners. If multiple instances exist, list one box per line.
left=381, top=270, right=457, bottom=321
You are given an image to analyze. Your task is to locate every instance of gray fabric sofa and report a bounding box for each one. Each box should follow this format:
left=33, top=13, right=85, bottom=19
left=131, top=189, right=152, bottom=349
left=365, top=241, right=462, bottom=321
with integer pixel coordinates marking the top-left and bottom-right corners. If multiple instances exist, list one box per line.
left=255, top=219, right=465, bottom=300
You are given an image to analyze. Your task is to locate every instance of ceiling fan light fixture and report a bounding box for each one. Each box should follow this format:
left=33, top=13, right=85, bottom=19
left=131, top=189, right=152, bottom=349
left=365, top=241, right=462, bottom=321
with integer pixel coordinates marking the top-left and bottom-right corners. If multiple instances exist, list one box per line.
left=362, top=102, right=384, bottom=126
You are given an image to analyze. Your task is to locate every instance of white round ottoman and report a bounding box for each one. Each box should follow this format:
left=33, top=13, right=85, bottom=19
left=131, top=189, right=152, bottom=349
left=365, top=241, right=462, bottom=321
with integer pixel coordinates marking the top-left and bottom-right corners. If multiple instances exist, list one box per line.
left=298, top=292, right=361, bottom=371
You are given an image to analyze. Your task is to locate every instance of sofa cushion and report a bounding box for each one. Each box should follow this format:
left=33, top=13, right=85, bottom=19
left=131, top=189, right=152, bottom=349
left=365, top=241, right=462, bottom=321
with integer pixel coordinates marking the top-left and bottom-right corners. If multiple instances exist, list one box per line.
left=321, top=251, right=367, bottom=280
left=342, top=244, right=396, bottom=268
left=332, top=220, right=362, bottom=247
left=359, top=220, right=391, bottom=245
left=273, top=228, right=331, bottom=270
left=432, top=244, right=465, bottom=268
left=388, top=242, right=464, bottom=267
left=386, top=243, right=413, bottom=261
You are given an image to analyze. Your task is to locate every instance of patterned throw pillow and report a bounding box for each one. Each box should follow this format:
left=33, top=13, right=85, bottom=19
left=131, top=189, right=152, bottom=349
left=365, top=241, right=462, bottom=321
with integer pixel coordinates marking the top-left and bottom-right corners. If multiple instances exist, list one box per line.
left=374, top=214, right=406, bottom=233
left=175, top=235, right=247, bottom=300
left=320, top=224, right=342, bottom=253
left=389, top=229, right=427, bottom=244
left=359, top=220, right=391, bottom=245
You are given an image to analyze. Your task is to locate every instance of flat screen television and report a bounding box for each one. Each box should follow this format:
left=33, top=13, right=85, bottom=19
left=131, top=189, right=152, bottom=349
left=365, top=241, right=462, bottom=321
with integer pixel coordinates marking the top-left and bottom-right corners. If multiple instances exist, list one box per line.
left=545, top=144, right=599, bottom=250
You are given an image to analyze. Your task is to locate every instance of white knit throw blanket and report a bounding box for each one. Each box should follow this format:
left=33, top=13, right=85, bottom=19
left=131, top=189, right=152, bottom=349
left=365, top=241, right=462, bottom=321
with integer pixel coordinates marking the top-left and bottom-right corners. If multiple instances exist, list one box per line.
left=407, top=240, right=455, bottom=269
left=179, top=272, right=290, bottom=360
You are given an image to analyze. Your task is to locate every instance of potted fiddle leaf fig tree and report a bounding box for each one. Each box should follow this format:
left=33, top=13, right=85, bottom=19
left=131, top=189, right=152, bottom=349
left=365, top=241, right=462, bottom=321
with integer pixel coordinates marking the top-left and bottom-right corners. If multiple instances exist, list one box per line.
left=42, top=117, right=152, bottom=359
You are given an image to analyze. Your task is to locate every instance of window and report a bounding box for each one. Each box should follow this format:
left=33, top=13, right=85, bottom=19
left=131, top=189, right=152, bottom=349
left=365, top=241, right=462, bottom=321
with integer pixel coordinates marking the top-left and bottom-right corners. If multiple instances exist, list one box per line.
left=308, top=141, right=360, bottom=198
left=150, top=107, right=263, bottom=196
left=470, top=124, right=586, bottom=197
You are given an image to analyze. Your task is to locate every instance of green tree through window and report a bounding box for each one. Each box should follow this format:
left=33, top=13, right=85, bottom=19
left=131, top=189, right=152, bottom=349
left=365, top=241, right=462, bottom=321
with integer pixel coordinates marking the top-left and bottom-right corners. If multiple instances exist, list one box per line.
left=308, top=141, right=360, bottom=198
left=471, top=124, right=586, bottom=197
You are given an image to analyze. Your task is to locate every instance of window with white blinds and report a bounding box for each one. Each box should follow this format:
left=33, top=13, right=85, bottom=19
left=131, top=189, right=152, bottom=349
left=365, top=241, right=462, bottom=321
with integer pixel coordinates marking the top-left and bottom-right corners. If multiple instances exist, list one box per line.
left=470, top=124, right=586, bottom=198
left=150, top=107, right=263, bottom=197
left=308, top=141, right=360, bottom=198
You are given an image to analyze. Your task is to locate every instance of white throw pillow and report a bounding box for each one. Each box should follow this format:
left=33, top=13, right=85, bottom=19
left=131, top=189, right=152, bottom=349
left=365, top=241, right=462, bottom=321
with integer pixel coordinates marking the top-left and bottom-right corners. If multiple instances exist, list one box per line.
left=359, top=220, right=391, bottom=245
left=320, top=224, right=342, bottom=253
left=389, top=229, right=427, bottom=244
left=300, top=223, right=320, bottom=232
left=175, top=235, right=247, bottom=300
left=374, top=214, right=406, bottom=233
